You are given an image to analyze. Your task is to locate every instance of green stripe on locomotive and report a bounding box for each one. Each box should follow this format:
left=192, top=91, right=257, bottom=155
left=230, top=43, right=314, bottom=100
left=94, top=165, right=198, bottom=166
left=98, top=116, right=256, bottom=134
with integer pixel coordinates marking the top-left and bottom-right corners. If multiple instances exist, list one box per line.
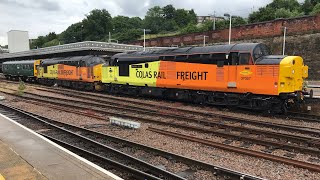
left=2, top=60, right=36, bottom=78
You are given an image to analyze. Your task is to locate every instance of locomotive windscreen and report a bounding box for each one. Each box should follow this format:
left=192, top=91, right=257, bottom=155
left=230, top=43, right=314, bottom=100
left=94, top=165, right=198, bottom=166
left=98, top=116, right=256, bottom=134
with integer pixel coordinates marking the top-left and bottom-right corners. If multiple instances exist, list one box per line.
left=252, top=44, right=271, bottom=62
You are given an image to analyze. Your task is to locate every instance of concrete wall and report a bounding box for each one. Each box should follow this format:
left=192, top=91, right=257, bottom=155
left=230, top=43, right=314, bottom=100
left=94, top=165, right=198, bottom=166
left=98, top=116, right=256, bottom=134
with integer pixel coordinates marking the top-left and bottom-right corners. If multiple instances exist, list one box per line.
left=8, top=30, right=30, bottom=53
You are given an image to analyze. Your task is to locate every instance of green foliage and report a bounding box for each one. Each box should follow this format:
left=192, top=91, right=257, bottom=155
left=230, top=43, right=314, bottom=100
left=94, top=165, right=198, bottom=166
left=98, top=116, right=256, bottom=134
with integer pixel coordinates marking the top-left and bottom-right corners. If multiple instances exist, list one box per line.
left=143, top=5, right=197, bottom=34
left=179, top=23, right=200, bottom=34
left=43, top=39, right=60, bottom=47
left=82, top=9, right=113, bottom=41
left=311, top=3, right=320, bottom=15
left=198, top=17, right=246, bottom=32
left=113, top=29, right=143, bottom=42
left=230, top=16, right=247, bottom=27
left=174, top=9, right=197, bottom=27
left=248, top=0, right=303, bottom=23
left=144, top=6, right=165, bottom=34
left=30, top=32, right=58, bottom=49
left=29, top=2, right=320, bottom=48
left=113, top=16, right=143, bottom=33
left=60, top=22, right=83, bottom=43
left=163, top=4, right=175, bottom=19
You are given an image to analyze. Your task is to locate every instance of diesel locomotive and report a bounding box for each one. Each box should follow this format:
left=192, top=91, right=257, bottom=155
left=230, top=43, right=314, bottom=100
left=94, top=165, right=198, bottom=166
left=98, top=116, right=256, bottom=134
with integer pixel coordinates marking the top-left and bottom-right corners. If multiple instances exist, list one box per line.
left=2, top=43, right=309, bottom=113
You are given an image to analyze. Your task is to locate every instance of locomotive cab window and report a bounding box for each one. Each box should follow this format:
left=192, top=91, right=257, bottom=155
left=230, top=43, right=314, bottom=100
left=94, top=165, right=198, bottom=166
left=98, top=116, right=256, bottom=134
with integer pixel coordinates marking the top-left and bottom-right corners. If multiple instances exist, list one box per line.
left=119, top=63, right=129, bottom=76
left=239, top=53, right=251, bottom=65
left=229, top=52, right=239, bottom=65
left=164, top=56, right=175, bottom=61
left=175, top=55, right=188, bottom=62
left=188, top=54, right=201, bottom=63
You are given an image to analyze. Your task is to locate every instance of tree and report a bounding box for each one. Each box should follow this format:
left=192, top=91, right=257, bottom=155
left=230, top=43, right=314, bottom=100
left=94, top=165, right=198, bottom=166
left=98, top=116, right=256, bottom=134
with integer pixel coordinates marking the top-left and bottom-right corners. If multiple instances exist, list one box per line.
left=174, top=9, right=197, bottom=27
left=46, top=32, right=57, bottom=42
left=43, top=39, right=60, bottom=47
left=163, top=4, right=176, bottom=19
left=60, top=22, right=83, bottom=43
left=231, top=16, right=247, bottom=27
left=113, top=29, right=143, bottom=42
left=30, top=36, right=46, bottom=49
left=144, top=6, right=164, bottom=33
left=113, top=16, right=143, bottom=33
left=303, top=0, right=315, bottom=14
left=311, top=3, right=320, bottom=14
left=179, top=23, right=199, bottom=34
left=248, top=0, right=303, bottom=23
left=82, top=9, right=113, bottom=41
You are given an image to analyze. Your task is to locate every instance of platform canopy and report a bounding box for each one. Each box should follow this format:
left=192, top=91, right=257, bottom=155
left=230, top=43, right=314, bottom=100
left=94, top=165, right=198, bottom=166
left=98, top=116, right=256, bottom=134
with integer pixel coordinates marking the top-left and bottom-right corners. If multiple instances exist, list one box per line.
left=0, top=41, right=170, bottom=62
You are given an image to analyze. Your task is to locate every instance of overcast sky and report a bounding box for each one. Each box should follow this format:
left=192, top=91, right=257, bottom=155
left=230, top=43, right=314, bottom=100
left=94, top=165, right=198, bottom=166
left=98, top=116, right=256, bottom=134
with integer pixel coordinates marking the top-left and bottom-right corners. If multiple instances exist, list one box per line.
left=0, top=0, right=301, bottom=45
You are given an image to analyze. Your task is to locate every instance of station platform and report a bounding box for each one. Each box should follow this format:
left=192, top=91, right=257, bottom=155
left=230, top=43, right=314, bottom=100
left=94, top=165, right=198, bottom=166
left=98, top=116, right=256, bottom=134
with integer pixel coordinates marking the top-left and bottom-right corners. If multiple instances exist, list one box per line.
left=0, top=113, right=122, bottom=180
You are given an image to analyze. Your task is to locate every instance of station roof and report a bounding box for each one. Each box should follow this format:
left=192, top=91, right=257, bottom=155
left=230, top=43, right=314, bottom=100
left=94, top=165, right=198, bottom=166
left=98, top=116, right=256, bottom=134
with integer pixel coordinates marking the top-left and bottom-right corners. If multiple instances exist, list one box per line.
left=0, top=41, right=170, bottom=61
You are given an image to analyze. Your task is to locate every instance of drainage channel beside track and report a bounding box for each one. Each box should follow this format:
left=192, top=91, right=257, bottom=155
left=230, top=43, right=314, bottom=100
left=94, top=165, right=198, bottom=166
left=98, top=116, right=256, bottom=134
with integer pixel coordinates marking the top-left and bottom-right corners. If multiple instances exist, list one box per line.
left=0, top=103, right=263, bottom=180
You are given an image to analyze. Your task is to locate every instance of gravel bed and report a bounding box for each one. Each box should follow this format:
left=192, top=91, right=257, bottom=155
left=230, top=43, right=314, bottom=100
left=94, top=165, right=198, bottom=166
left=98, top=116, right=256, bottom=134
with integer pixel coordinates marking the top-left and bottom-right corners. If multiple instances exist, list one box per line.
left=35, top=84, right=320, bottom=131
left=1, top=83, right=320, bottom=179
left=4, top=81, right=320, bottom=130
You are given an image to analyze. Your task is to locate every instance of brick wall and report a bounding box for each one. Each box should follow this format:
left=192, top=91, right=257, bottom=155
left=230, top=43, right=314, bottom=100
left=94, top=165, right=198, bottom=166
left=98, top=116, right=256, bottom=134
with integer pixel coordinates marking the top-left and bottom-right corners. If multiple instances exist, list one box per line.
left=130, top=14, right=320, bottom=47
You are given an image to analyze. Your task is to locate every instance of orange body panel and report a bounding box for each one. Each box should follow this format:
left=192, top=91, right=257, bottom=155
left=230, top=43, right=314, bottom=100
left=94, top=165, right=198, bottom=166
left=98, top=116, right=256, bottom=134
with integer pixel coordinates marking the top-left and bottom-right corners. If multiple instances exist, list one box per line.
left=156, top=61, right=279, bottom=95
left=57, top=65, right=94, bottom=82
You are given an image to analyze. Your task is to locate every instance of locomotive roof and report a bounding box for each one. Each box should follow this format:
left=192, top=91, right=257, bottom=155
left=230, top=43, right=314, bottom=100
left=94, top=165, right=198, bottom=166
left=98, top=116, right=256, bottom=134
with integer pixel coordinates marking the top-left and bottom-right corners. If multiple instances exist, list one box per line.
left=112, top=43, right=266, bottom=62
left=3, top=60, right=36, bottom=65
left=41, top=55, right=102, bottom=65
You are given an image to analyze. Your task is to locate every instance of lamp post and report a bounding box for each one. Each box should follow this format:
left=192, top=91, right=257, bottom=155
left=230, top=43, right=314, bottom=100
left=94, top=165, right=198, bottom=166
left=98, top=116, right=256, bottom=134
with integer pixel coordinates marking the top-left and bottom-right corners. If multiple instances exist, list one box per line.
left=81, top=24, right=84, bottom=42
left=109, top=28, right=115, bottom=43
left=203, top=35, right=209, bottom=47
left=143, top=29, right=151, bottom=51
left=224, top=13, right=232, bottom=44
left=209, top=11, right=216, bottom=30
left=282, top=27, right=287, bottom=55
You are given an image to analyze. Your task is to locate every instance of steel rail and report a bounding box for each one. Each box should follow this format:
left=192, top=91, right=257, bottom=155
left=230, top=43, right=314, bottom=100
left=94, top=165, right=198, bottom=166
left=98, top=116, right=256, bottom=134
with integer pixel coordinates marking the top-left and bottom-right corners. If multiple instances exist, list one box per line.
left=14, top=104, right=264, bottom=180
left=9, top=88, right=320, bottom=138
left=0, top=103, right=183, bottom=180
left=148, top=127, right=320, bottom=173
left=2, top=90, right=320, bottom=155
left=34, top=87, right=320, bottom=134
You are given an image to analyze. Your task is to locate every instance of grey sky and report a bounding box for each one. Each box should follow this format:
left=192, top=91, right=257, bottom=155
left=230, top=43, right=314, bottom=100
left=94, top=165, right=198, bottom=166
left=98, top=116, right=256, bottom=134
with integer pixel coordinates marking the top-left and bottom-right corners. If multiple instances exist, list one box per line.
left=0, top=0, right=299, bottom=45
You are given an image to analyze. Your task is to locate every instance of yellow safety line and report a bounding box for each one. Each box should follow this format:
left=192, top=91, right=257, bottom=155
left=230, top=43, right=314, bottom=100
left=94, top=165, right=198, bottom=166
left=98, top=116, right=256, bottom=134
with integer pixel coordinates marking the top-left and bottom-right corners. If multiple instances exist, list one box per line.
left=0, top=174, right=5, bottom=180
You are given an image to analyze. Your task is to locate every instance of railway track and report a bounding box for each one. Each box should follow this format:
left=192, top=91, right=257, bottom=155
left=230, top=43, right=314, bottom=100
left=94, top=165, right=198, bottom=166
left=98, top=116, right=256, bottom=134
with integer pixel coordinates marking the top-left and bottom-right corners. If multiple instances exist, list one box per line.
left=3, top=79, right=320, bottom=124
left=22, top=88, right=320, bottom=137
left=0, top=103, right=180, bottom=180
left=1, top=89, right=320, bottom=171
left=283, top=111, right=320, bottom=123
left=0, top=103, right=263, bottom=180
left=148, top=127, right=320, bottom=173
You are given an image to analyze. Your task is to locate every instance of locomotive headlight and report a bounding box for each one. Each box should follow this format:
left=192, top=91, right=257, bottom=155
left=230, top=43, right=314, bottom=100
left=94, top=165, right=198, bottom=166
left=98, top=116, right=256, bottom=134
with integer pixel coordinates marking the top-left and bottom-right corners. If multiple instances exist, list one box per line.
left=292, top=69, right=295, bottom=74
